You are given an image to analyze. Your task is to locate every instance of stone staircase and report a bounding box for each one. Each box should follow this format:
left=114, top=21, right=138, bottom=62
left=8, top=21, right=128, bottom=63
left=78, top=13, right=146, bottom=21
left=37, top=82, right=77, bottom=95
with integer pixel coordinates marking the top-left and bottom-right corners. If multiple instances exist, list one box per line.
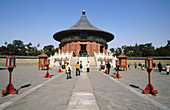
left=70, top=56, right=97, bottom=71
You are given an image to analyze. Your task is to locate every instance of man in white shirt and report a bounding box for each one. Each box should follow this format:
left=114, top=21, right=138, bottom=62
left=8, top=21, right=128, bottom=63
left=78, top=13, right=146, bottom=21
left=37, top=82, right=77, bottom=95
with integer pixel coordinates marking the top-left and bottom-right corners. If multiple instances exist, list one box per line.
left=166, top=64, right=170, bottom=75
left=86, top=61, right=90, bottom=72
left=66, top=63, right=72, bottom=79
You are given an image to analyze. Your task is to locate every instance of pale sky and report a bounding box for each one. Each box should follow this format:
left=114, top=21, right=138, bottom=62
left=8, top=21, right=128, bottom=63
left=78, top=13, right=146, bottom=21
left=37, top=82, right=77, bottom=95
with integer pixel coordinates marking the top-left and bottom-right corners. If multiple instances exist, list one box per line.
left=0, top=0, right=170, bottom=50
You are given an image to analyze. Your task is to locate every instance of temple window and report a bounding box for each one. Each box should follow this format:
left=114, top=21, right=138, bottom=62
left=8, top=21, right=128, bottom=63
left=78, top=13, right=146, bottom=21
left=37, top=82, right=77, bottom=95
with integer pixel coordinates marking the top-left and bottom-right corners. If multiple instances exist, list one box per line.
left=81, top=33, right=87, bottom=39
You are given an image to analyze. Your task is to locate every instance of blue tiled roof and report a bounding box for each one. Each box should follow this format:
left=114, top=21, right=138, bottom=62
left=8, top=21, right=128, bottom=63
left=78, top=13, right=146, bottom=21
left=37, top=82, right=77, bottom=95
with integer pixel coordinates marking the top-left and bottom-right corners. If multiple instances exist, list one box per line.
left=53, top=11, right=114, bottom=42
left=66, top=16, right=101, bottom=31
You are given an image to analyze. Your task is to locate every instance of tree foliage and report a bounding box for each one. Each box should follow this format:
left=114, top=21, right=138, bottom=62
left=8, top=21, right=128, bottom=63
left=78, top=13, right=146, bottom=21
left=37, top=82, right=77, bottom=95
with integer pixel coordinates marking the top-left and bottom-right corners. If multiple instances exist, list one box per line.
left=0, top=40, right=58, bottom=56
left=110, top=43, right=170, bottom=57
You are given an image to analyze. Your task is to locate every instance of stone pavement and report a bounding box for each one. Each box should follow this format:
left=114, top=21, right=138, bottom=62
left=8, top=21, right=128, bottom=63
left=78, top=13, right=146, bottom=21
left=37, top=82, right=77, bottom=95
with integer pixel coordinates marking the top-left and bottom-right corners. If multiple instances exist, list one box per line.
left=0, top=64, right=170, bottom=110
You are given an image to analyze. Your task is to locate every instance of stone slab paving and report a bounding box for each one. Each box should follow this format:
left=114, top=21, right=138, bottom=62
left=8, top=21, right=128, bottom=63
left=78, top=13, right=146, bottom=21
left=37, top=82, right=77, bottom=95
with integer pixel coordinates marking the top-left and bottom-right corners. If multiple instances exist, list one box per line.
left=87, top=68, right=170, bottom=110
left=66, top=72, right=99, bottom=110
left=1, top=71, right=77, bottom=110
left=0, top=63, right=61, bottom=104
left=0, top=63, right=169, bottom=110
left=113, top=67, right=170, bottom=109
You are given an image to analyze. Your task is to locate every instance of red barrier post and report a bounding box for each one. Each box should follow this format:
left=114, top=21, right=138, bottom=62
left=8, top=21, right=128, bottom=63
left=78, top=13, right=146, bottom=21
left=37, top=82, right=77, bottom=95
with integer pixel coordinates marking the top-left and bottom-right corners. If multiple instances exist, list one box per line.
left=142, top=58, right=158, bottom=96
left=114, top=59, right=121, bottom=79
left=2, top=56, right=17, bottom=97
left=44, top=59, right=51, bottom=78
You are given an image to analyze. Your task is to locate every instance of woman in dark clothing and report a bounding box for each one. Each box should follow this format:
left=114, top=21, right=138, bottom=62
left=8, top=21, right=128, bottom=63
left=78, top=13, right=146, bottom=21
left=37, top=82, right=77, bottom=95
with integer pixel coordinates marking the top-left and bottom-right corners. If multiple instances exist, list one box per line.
left=158, top=62, right=162, bottom=72
left=106, top=62, right=111, bottom=74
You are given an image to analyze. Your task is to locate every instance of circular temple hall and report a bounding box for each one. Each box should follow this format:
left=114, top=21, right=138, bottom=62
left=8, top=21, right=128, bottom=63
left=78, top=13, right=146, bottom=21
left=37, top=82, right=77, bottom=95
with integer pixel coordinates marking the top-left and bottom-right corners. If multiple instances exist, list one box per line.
left=53, top=10, right=114, bottom=56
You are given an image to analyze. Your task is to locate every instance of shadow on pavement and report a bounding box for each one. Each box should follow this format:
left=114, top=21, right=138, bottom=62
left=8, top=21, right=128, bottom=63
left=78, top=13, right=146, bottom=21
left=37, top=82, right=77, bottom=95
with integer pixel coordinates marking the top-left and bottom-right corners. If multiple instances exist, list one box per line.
left=129, top=84, right=143, bottom=91
left=0, top=68, right=8, bottom=70
left=18, top=84, right=31, bottom=91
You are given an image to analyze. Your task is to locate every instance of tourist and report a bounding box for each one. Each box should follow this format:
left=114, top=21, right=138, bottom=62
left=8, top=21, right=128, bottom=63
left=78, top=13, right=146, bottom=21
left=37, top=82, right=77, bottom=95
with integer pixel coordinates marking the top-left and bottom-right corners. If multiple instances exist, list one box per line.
left=106, top=61, right=111, bottom=74
left=166, top=64, right=170, bottom=75
left=65, top=62, right=67, bottom=74
left=158, top=62, right=162, bottom=72
left=86, top=61, right=90, bottom=72
left=141, top=64, right=145, bottom=70
left=138, top=63, right=141, bottom=69
left=79, top=50, right=82, bottom=57
left=80, top=61, right=83, bottom=72
left=73, top=51, right=76, bottom=57
left=87, top=51, right=89, bottom=57
left=134, top=62, right=137, bottom=69
left=128, top=63, right=131, bottom=69
left=66, top=63, right=72, bottom=79
left=76, top=62, right=80, bottom=76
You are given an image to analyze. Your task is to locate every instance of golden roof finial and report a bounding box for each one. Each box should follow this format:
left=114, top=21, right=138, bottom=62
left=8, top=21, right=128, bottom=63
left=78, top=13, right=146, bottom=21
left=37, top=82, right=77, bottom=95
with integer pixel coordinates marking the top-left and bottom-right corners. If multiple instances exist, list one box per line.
left=82, top=10, right=86, bottom=16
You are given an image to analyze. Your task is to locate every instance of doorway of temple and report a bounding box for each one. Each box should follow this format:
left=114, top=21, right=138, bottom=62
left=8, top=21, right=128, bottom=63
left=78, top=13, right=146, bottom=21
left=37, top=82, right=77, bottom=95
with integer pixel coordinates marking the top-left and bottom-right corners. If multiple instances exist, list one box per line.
left=100, top=46, right=104, bottom=53
left=80, top=44, right=87, bottom=57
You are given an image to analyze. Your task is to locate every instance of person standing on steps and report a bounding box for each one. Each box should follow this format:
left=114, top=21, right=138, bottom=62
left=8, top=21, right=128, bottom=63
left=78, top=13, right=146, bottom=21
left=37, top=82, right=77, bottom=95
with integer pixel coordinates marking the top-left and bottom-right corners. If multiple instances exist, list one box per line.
left=86, top=61, right=90, bottom=72
left=106, top=61, right=111, bottom=75
left=76, top=62, right=80, bottom=76
left=66, top=63, right=72, bottom=79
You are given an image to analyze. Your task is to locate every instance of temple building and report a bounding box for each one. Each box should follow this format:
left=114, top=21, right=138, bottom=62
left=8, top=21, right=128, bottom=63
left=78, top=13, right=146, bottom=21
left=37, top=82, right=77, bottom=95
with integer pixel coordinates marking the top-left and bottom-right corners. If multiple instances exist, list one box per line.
left=53, top=10, right=114, bottom=56
left=50, top=10, right=116, bottom=70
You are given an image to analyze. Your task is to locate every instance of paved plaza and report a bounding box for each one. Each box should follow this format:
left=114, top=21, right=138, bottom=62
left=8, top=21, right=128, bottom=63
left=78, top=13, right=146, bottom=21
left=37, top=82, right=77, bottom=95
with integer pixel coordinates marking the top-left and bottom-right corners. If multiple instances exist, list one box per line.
left=0, top=63, right=170, bottom=110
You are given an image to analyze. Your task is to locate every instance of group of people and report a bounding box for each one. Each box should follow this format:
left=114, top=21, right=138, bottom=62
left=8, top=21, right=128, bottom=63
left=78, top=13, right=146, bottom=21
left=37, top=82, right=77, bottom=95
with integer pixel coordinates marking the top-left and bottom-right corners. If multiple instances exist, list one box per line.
left=133, top=62, right=145, bottom=70
left=132, top=62, right=170, bottom=75
left=158, top=62, right=170, bottom=75
left=64, top=61, right=90, bottom=79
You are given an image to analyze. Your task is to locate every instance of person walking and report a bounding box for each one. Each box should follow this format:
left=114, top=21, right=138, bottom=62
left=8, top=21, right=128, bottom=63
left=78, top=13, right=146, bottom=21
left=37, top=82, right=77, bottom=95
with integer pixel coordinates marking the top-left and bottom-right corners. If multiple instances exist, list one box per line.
left=76, top=62, right=80, bottom=76
left=66, top=63, right=72, bottom=79
left=106, top=61, right=111, bottom=74
left=134, top=62, right=137, bottom=69
left=166, top=64, right=170, bottom=75
left=65, top=62, right=67, bottom=74
left=158, top=62, right=162, bottom=72
left=80, top=61, right=83, bottom=72
left=86, top=61, right=90, bottom=72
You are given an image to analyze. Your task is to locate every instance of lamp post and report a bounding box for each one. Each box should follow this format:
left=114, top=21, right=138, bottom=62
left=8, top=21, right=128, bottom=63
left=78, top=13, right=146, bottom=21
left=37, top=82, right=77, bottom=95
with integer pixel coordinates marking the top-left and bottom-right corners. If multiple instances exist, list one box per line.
left=114, top=59, right=121, bottom=79
left=44, top=59, right=51, bottom=78
left=142, top=58, right=158, bottom=96
left=2, top=56, right=17, bottom=97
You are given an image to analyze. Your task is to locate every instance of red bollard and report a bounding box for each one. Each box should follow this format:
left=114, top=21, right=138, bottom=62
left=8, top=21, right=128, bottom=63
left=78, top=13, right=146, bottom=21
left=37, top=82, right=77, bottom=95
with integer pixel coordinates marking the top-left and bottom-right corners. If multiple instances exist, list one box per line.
left=104, top=68, right=108, bottom=73
left=142, top=58, right=158, bottom=96
left=44, top=65, right=51, bottom=78
left=142, top=69, right=158, bottom=96
left=57, top=65, right=63, bottom=72
left=114, top=67, right=121, bottom=79
left=114, top=59, right=121, bottom=79
left=2, top=68, right=17, bottom=97
left=2, top=56, right=17, bottom=97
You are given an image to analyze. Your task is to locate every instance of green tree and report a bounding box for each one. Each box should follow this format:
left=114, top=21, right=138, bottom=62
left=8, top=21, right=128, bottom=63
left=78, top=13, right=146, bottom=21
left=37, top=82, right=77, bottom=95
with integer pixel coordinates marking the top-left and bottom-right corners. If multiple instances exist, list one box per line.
left=124, top=45, right=133, bottom=56
left=142, top=43, right=155, bottom=56
left=6, top=43, right=19, bottom=55
left=0, top=46, right=8, bottom=55
left=43, top=45, right=55, bottom=56
left=110, top=48, right=115, bottom=55
left=115, top=47, right=122, bottom=56
left=4, top=41, right=8, bottom=45
left=12, top=40, right=24, bottom=49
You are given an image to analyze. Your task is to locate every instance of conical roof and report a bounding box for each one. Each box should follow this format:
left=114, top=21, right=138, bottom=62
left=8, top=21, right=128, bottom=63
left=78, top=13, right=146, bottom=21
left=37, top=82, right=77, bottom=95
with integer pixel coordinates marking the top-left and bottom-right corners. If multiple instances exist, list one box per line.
left=118, top=53, right=128, bottom=58
left=38, top=52, right=48, bottom=57
left=53, top=10, right=114, bottom=42
left=66, top=11, right=101, bottom=31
